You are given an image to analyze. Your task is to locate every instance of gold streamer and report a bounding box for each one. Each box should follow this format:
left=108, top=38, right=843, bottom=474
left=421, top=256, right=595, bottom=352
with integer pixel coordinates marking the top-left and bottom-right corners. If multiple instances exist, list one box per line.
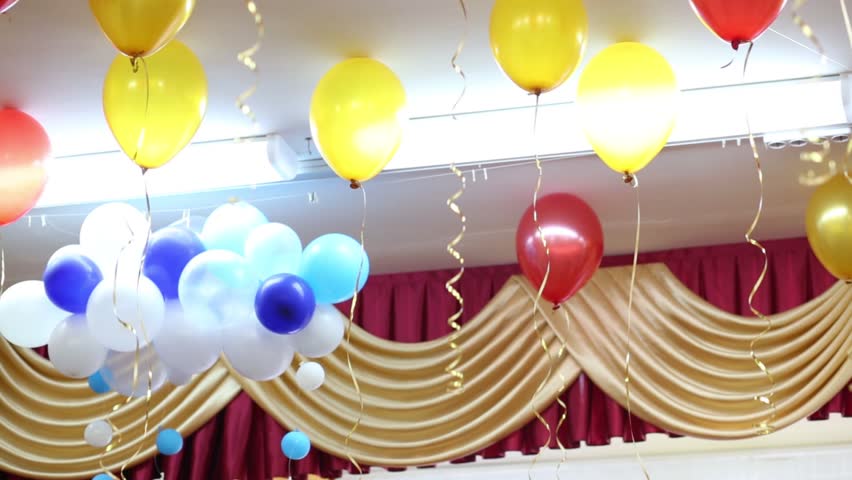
left=444, top=0, right=468, bottom=392
left=623, top=173, right=651, bottom=480
left=743, top=42, right=777, bottom=435
left=554, top=307, right=572, bottom=480
left=792, top=0, right=826, bottom=59
left=344, top=186, right=368, bottom=475
left=528, top=92, right=554, bottom=480
left=236, top=0, right=264, bottom=122
left=843, top=0, right=852, bottom=49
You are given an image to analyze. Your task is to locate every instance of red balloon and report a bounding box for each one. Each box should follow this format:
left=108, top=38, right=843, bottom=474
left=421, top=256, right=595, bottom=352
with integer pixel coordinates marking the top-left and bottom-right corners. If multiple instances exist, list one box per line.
left=0, top=0, right=19, bottom=14
left=515, top=193, right=604, bottom=306
left=690, top=0, right=785, bottom=49
left=0, top=109, right=50, bottom=226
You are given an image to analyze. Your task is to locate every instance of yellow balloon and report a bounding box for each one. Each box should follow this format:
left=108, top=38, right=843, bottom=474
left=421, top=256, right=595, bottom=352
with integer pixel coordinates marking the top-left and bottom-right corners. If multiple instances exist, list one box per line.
left=103, top=41, right=207, bottom=170
left=577, top=42, right=679, bottom=175
left=310, top=58, right=406, bottom=185
left=490, top=0, right=588, bottom=94
left=89, top=0, right=196, bottom=58
left=806, top=174, right=852, bottom=282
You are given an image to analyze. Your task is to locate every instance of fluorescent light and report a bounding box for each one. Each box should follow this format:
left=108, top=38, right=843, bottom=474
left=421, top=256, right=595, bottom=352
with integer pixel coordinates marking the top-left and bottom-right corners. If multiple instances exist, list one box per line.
left=38, top=139, right=282, bottom=207
left=387, top=76, right=849, bottom=170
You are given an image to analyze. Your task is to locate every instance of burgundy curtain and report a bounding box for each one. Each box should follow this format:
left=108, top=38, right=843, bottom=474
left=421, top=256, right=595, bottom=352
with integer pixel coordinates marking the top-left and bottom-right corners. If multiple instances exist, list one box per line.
left=4, top=238, right=850, bottom=480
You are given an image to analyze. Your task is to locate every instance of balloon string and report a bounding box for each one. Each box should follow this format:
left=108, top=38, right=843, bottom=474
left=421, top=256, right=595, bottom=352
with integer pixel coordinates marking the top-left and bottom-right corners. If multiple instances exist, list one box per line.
left=449, top=0, right=468, bottom=119
left=236, top=0, right=264, bottom=123
left=554, top=307, right=572, bottom=480
left=623, top=174, right=651, bottom=480
left=344, top=186, right=367, bottom=476
left=528, top=92, right=554, bottom=480
left=0, top=240, right=5, bottom=298
left=842, top=0, right=852, bottom=50
left=444, top=0, right=468, bottom=392
left=130, top=57, right=151, bottom=162
left=121, top=170, right=155, bottom=476
left=743, top=42, right=777, bottom=436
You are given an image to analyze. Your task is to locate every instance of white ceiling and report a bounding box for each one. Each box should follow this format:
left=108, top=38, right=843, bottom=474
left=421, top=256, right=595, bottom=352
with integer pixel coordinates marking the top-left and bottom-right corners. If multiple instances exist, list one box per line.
left=0, top=0, right=850, bottom=281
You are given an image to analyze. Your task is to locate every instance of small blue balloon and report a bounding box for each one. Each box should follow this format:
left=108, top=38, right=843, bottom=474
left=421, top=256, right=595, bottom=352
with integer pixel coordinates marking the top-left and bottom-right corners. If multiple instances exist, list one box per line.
left=156, top=428, right=183, bottom=456
left=255, top=274, right=316, bottom=334
left=93, top=474, right=112, bottom=480
left=44, top=251, right=102, bottom=313
left=88, top=372, right=111, bottom=394
left=300, top=234, right=369, bottom=304
left=143, top=226, right=206, bottom=299
left=281, top=431, right=311, bottom=460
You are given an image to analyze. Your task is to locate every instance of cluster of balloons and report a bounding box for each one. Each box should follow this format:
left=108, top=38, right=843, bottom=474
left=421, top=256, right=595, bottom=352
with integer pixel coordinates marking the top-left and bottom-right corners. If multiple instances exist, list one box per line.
left=0, top=108, right=50, bottom=227
left=0, top=200, right=367, bottom=396
left=515, top=193, right=604, bottom=306
left=91, top=0, right=207, bottom=171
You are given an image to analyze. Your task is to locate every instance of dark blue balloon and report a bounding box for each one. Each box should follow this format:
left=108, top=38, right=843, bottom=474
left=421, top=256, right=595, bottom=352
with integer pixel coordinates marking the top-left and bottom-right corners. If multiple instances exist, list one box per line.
left=44, top=253, right=102, bottom=313
left=88, top=372, right=111, bottom=394
left=255, top=274, right=316, bottom=335
left=143, top=226, right=206, bottom=299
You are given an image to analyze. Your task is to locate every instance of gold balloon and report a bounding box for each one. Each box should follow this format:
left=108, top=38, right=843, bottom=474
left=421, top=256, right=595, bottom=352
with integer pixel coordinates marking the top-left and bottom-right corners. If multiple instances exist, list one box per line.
left=310, top=58, right=407, bottom=185
left=576, top=42, right=679, bottom=175
left=103, top=41, right=208, bottom=170
left=806, top=174, right=852, bottom=282
left=89, top=0, right=196, bottom=58
left=489, top=0, right=588, bottom=94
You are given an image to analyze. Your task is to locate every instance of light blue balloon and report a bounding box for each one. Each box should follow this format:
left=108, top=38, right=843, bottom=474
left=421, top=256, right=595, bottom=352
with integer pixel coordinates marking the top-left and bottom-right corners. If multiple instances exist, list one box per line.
left=93, top=474, right=112, bottom=480
left=178, top=250, right=260, bottom=327
left=300, top=234, right=369, bottom=304
left=88, top=372, right=111, bottom=394
left=156, top=428, right=183, bottom=456
left=281, top=431, right=311, bottom=460
left=245, top=223, right=302, bottom=281
left=200, top=202, right=268, bottom=254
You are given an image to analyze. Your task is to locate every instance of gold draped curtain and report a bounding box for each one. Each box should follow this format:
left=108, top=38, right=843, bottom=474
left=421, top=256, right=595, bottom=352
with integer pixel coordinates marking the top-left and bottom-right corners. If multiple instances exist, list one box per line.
left=1, top=264, right=850, bottom=478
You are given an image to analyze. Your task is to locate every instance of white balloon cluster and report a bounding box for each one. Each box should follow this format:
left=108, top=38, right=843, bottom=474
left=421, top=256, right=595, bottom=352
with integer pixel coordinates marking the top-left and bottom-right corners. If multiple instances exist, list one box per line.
left=0, top=201, right=355, bottom=396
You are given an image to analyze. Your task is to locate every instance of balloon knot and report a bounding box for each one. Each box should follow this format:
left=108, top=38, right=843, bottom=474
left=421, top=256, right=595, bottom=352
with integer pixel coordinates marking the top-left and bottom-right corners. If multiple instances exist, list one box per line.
left=130, top=57, right=140, bottom=73
left=845, top=279, right=852, bottom=285
left=349, top=180, right=361, bottom=190
left=552, top=304, right=561, bottom=311
left=731, top=40, right=741, bottom=51
left=623, top=173, right=638, bottom=188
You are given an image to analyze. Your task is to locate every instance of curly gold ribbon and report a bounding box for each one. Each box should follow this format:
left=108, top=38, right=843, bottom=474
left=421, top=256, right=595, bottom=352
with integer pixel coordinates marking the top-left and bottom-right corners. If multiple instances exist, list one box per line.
left=344, top=186, right=368, bottom=475
left=623, top=173, right=651, bottom=480
left=236, top=0, right=264, bottom=122
left=444, top=0, right=468, bottom=392
left=528, top=92, right=554, bottom=480
left=554, top=307, right=572, bottom=480
left=792, top=0, right=825, bottom=59
left=743, top=42, right=777, bottom=436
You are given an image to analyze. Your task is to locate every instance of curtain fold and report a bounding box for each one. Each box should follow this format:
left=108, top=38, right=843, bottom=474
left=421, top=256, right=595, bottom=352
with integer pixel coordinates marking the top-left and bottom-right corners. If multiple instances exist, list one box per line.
left=1, top=238, right=850, bottom=480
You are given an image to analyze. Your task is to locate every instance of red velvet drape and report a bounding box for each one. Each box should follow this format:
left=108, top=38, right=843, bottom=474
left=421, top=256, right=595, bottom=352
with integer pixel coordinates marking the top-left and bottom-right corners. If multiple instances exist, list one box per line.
left=4, top=238, right=850, bottom=480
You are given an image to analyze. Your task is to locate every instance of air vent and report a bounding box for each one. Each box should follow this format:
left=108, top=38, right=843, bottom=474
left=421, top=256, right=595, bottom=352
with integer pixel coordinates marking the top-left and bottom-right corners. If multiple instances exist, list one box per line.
left=762, top=126, right=851, bottom=150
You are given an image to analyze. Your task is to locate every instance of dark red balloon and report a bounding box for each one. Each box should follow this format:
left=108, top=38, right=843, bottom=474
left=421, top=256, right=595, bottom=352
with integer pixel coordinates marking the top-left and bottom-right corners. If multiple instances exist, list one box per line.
left=515, top=193, right=604, bottom=306
left=0, top=109, right=50, bottom=226
left=690, top=0, right=785, bottom=49
left=0, top=0, right=19, bottom=14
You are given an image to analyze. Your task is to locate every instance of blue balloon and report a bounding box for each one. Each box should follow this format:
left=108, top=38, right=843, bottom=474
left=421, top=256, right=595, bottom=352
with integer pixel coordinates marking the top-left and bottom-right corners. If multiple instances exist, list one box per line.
left=281, top=431, right=311, bottom=460
left=156, top=428, right=183, bottom=455
left=255, top=274, right=315, bottom=334
left=93, top=474, right=112, bottom=480
left=300, top=234, right=369, bottom=304
left=43, top=252, right=102, bottom=313
left=143, top=226, right=206, bottom=299
left=88, top=372, right=111, bottom=394
left=200, top=202, right=268, bottom=254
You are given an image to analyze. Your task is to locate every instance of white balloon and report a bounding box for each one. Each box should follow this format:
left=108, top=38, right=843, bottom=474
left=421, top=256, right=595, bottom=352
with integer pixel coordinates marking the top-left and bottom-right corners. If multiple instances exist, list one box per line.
left=100, top=346, right=167, bottom=397
left=165, top=367, right=195, bottom=387
left=0, top=281, right=67, bottom=348
left=48, top=314, right=108, bottom=379
left=86, top=277, right=165, bottom=352
left=223, top=315, right=294, bottom=381
left=291, top=304, right=344, bottom=358
left=178, top=250, right=259, bottom=328
left=46, top=245, right=88, bottom=269
left=154, top=302, right=222, bottom=375
left=295, top=362, right=325, bottom=391
left=79, top=203, right=148, bottom=278
left=84, top=420, right=113, bottom=448
left=245, top=223, right=302, bottom=280
left=201, top=201, right=268, bottom=254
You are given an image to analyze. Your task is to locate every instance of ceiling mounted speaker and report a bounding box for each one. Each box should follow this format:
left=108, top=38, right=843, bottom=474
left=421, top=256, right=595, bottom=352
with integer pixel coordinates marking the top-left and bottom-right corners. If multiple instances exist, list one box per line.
left=267, top=134, right=299, bottom=181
